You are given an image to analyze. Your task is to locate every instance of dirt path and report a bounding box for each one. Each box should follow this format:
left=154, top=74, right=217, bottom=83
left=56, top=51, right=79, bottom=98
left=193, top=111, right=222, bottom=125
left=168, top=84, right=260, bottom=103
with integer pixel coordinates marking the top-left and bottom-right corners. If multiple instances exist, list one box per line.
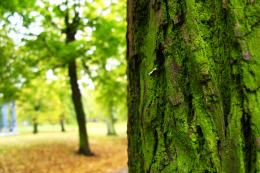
left=0, top=133, right=127, bottom=173
left=112, top=168, right=128, bottom=173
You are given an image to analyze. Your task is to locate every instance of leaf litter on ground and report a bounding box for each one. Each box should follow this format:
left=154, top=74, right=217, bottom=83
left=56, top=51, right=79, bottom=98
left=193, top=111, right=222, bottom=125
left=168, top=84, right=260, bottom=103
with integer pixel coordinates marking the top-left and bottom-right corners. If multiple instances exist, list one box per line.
left=0, top=132, right=127, bottom=173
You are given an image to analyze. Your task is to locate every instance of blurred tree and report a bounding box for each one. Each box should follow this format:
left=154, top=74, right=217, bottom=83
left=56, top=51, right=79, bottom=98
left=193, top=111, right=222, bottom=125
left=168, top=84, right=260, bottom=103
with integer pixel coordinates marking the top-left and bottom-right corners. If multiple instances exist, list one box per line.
left=0, top=32, right=34, bottom=104
left=86, top=2, right=127, bottom=136
left=22, top=0, right=126, bottom=155
left=94, top=61, right=126, bottom=136
left=0, top=0, right=40, bottom=104
left=1, top=0, right=127, bottom=152
left=21, top=0, right=96, bottom=155
left=17, top=73, right=69, bottom=134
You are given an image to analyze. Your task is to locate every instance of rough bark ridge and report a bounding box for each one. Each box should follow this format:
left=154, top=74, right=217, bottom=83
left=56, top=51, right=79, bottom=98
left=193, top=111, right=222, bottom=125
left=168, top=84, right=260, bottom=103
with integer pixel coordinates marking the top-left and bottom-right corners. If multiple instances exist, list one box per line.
left=127, top=0, right=260, bottom=172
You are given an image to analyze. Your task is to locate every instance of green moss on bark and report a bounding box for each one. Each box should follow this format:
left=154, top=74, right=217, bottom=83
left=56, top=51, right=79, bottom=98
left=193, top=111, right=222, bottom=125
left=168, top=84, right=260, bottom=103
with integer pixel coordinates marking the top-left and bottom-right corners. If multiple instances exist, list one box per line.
left=127, top=0, right=260, bottom=172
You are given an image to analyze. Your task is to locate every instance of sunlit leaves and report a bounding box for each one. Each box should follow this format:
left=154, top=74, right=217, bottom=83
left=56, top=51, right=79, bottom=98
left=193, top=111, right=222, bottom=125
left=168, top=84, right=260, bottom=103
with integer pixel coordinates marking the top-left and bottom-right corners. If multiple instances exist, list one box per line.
left=0, top=0, right=127, bottom=124
left=17, top=71, right=74, bottom=124
left=0, top=0, right=36, bottom=14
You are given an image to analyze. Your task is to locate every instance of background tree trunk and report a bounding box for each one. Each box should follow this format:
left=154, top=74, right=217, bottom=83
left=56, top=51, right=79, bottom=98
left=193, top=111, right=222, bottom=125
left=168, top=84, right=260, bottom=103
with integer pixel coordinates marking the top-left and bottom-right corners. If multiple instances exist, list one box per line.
left=68, top=59, right=93, bottom=156
left=65, top=10, right=93, bottom=155
left=106, top=118, right=117, bottom=136
left=60, top=118, right=66, bottom=132
left=106, top=104, right=117, bottom=136
left=127, top=0, right=260, bottom=172
left=33, top=121, right=38, bottom=134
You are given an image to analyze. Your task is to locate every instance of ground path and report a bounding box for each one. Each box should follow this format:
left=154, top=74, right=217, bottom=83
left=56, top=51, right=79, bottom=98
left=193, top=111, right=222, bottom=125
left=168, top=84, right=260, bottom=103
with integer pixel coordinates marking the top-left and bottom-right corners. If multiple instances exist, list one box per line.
left=111, top=168, right=128, bottom=173
left=0, top=131, right=127, bottom=173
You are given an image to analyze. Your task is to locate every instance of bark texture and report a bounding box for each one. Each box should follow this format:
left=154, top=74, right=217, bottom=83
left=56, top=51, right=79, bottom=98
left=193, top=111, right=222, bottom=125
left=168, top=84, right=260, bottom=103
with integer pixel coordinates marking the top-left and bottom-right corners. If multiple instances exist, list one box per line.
left=127, top=0, right=260, bottom=172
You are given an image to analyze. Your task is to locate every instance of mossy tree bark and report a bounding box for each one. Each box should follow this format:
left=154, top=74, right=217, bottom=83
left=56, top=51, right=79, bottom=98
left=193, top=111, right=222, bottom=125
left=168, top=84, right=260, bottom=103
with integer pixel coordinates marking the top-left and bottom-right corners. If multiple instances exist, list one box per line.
left=127, top=0, right=260, bottom=172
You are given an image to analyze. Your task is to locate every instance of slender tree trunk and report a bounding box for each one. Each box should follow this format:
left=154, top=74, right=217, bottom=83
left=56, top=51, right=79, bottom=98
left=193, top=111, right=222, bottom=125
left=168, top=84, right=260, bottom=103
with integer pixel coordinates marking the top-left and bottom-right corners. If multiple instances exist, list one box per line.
left=1, top=103, right=9, bottom=132
left=68, top=59, right=93, bottom=155
left=10, top=101, right=17, bottom=132
left=106, top=105, right=117, bottom=136
left=64, top=10, right=93, bottom=155
left=127, top=0, right=260, bottom=172
left=60, top=118, right=66, bottom=132
left=33, top=122, right=38, bottom=134
left=106, top=119, right=116, bottom=136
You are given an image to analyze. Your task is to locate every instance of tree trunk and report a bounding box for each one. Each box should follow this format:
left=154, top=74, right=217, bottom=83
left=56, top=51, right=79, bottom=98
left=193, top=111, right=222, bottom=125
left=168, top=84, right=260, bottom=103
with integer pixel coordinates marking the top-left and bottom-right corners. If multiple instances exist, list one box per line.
left=60, top=118, right=66, bottom=132
left=106, top=105, right=117, bottom=136
left=1, top=103, right=9, bottom=132
left=106, top=120, right=117, bottom=136
left=68, top=60, right=93, bottom=156
left=127, top=0, right=260, bottom=172
left=65, top=12, right=93, bottom=155
left=10, top=101, right=17, bottom=132
left=33, top=122, right=38, bottom=134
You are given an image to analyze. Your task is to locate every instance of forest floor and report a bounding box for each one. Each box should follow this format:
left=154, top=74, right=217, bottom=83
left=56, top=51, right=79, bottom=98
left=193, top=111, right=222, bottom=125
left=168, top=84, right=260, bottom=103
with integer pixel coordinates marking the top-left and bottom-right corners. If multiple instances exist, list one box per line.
left=0, top=123, right=127, bottom=173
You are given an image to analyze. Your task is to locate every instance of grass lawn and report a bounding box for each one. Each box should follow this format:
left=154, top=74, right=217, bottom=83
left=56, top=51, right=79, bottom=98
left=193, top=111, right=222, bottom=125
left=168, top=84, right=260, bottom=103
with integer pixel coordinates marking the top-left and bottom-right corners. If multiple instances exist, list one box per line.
left=0, top=122, right=127, bottom=173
